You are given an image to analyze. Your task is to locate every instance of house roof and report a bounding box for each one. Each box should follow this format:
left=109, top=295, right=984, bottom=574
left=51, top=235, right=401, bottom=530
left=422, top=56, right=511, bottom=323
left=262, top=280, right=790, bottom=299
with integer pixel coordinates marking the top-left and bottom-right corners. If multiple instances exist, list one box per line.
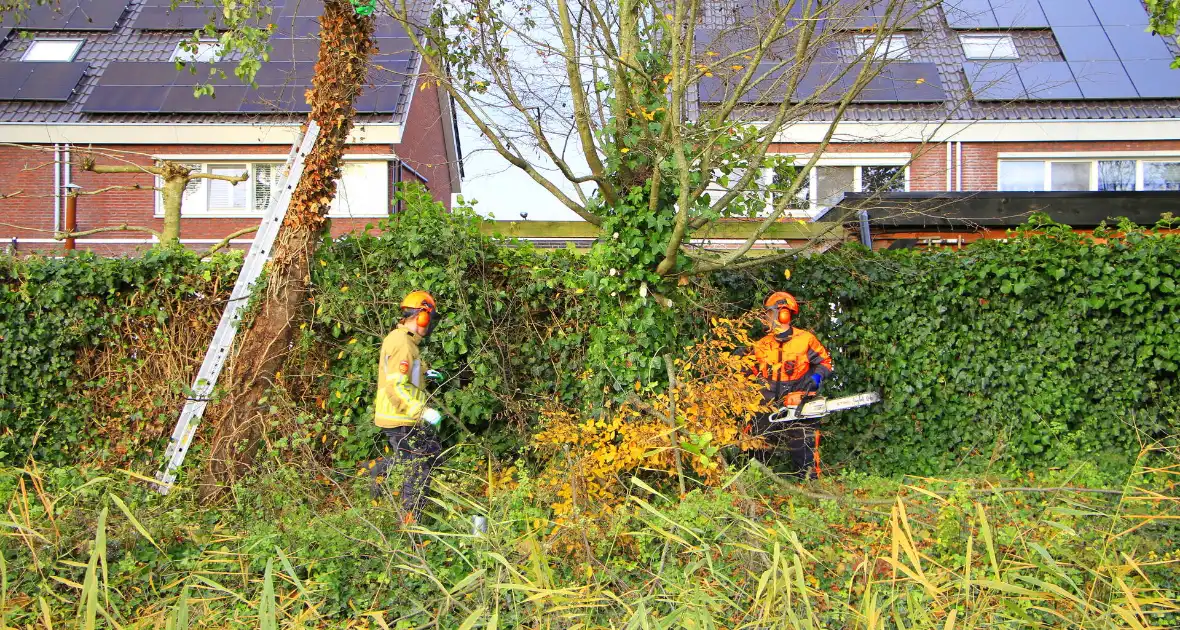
left=0, top=0, right=417, bottom=126
left=697, top=0, right=1180, bottom=122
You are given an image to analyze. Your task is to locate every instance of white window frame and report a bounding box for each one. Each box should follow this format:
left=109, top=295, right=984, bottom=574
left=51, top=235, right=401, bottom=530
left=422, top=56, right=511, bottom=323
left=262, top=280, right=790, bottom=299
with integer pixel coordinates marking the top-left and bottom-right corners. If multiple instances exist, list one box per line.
left=960, top=34, right=1019, bottom=60
left=766, top=154, right=911, bottom=216
left=170, top=39, right=223, bottom=63
left=153, top=158, right=392, bottom=218
left=854, top=34, right=910, bottom=60
left=997, top=154, right=1180, bottom=191
left=22, top=39, right=84, bottom=62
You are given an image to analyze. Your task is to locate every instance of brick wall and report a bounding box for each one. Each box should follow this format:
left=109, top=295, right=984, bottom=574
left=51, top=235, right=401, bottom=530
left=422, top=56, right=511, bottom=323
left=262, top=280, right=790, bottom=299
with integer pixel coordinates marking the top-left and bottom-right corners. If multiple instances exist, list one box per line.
left=0, top=141, right=444, bottom=255
left=397, top=84, right=457, bottom=204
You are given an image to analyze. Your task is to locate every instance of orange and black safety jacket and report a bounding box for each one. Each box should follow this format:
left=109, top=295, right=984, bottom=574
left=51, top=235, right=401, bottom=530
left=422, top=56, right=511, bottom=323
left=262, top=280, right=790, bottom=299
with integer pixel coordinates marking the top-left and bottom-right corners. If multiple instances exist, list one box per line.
left=749, top=326, right=833, bottom=405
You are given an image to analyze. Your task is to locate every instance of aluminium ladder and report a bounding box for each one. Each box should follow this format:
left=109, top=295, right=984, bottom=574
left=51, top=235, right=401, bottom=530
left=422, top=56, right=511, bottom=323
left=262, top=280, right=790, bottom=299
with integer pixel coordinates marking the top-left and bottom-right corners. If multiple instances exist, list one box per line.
left=153, top=121, right=321, bottom=495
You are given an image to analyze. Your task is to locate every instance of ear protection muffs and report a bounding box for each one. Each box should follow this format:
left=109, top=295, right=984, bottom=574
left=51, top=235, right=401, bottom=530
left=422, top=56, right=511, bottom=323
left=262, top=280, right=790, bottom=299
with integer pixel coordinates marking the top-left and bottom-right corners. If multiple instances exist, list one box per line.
left=777, top=308, right=791, bottom=325
left=416, top=308, right=432, bottom=329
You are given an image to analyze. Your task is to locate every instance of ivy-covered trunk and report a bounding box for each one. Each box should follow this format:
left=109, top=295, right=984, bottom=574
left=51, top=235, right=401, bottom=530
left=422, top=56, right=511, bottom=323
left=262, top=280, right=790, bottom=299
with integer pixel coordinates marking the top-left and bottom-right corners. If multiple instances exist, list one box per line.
left=201, top=0, right=373, bottom=499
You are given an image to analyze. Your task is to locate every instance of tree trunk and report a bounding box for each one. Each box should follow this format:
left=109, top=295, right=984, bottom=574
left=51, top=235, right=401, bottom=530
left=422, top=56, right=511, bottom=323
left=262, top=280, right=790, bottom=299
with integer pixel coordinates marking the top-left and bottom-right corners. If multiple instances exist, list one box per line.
left=158, top=164, right=188, bottom=247
left=200, top=0, right=374, bottom=500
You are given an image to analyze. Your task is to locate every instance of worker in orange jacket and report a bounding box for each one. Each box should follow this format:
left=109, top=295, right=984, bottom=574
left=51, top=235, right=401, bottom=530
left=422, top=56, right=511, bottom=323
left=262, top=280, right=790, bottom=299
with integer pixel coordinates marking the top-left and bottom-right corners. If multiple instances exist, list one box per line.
left=748, top=291, right=833, bottom=478
left=369, top=290, right=444, bottom=520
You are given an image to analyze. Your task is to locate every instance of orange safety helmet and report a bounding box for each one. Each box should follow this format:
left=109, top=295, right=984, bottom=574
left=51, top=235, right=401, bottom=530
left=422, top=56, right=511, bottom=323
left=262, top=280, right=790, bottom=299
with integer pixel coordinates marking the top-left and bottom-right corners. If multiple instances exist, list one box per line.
left=764, top=291, right=799, bottom=328
left=401, top=290, right=437, bottom=331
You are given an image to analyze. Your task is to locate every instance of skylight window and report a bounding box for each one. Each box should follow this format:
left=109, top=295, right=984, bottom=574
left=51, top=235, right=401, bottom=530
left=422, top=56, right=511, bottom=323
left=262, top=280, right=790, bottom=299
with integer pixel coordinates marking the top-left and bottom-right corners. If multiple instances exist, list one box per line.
left=854, top=35, right=911, bottom=61
left=170, top=40, right=223, bottom=63
left=22, top=39, right=84, bottom=62
left=960, top=34, right=1019, bottom=60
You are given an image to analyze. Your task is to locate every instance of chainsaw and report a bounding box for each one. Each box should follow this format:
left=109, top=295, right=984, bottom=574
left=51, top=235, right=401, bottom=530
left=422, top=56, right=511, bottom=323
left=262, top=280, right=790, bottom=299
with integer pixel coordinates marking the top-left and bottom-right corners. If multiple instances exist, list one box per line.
left=768, top=391, right=881, bottom=423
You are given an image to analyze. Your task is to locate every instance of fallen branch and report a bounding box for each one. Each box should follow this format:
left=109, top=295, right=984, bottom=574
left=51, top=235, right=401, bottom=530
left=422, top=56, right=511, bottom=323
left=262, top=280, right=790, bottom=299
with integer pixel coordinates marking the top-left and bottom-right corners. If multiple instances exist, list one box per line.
left=203, top=226, right=259, bottom=257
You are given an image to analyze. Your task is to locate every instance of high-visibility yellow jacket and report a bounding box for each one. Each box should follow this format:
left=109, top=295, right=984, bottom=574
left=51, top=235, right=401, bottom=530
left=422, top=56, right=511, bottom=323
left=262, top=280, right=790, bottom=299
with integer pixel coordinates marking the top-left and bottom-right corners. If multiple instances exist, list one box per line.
left=374, top=325, right=429, bottom=428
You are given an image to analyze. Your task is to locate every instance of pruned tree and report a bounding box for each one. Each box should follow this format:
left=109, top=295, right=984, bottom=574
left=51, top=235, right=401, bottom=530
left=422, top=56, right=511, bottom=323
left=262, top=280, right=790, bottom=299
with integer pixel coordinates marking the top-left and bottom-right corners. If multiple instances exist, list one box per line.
left=386, top=0, right=941, bottom=387
left=81, top=157, right=249, bottom=249
left=0, top=144, right=252, bottom=253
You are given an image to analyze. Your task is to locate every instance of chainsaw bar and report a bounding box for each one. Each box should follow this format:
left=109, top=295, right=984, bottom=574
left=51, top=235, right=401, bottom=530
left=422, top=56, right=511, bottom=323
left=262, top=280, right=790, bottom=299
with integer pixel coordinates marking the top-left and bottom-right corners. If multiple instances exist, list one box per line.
left=768, top=391, right=881, bottom=423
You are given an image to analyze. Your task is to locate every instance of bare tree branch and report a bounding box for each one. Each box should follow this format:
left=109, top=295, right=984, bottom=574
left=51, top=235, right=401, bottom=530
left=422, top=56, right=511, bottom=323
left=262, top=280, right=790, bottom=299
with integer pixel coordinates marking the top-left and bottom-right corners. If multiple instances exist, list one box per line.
left=203, top=225, right=259, bottom=257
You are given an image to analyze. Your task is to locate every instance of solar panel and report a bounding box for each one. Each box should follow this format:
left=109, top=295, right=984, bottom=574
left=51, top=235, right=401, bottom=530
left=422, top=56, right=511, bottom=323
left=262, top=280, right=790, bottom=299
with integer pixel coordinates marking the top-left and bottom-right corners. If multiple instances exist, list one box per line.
left=1068, top=60, right=1138, bottom=98
left=1091, top=0, right=1149, bottom=27
left=371, top=52, right=414, bottom=73
left=1054, top=25, right=1118, bottom=61
left=1123, top=59, right=1180, bottom=97
left=989, top=0, right=1047, bottom=28
left=1037, top=0, right=1099, bottom=27
left=64, top=2, right=126, bottom=30
left=1017, top=61, right=1081, bottom=99
left=98, top=61, right=182, bottom=86
left=964, top=61, right=1024, bottom=100
left=277, top=0, right=324, bottom=18
left=82, top=85, right=168, bottom=112
left=794, top=62, right=854, bottom=102
left=268, top=38, right=319, bottom=62
left=1104, top=25, right=1173, bottom=60
left=161, top=85, right=247, bottom=112
left=13, top=62, right=86, bottom=100
left=253, top=62, right=315, bottom=86
left=240, top=85, right=310, bottom=112
left=354, top=83, right=403, bottom=112
left=272, top=17, right=319, bottom=38
left=0, top=63, right=31, bottom=99
left=889, top=62, right=946, bottom=101
left=945, top=0, right=998, bottom=28
left=854, top=73, right=899, bottom=102
left=372, top=36, right=412, bottom=60
left=11, top=0, right=124, bottom=31
left=135, top=6, right=221, bottom=31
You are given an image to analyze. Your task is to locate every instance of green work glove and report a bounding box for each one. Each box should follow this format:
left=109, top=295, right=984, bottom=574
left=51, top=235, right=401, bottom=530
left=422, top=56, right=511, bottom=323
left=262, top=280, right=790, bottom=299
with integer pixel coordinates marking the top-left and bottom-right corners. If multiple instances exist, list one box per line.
left=422, top=408, right=442, bottom=428
left=426, top=369, right=445, bottom=382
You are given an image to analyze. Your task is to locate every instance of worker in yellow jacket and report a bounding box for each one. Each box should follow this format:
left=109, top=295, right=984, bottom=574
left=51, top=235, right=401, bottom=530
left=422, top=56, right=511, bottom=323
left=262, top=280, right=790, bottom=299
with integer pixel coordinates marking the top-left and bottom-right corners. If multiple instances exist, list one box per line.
left=370, top=290, right=444, bottom=520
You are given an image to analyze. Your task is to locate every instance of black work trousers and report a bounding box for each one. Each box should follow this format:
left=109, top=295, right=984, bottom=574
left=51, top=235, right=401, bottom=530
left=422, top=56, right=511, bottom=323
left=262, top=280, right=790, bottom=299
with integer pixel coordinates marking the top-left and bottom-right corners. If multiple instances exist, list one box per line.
left=369, top=425, right=442, bottom=516
left=752, top=412, right=819, bottom=479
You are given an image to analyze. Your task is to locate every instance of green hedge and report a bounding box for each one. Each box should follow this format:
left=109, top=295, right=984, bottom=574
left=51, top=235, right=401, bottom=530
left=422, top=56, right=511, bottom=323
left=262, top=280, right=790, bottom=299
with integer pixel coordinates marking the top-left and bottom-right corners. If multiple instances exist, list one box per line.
left=3, top=201, right=1177, bottom=477
left=723, top=217, right=1180, bottom=476
left=0, top=249, right=240, bottom=465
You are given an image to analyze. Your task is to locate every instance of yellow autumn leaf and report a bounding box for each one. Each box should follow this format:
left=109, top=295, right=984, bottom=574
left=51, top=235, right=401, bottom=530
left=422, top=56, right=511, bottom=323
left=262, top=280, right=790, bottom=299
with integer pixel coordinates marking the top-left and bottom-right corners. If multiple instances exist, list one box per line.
left=916, top=77, right=926, bottom=84
left=348, top=338, right=357, bottom=344
left=620, top=148, right=630, bottom=154
left=705, top=50, right=718, bottom=56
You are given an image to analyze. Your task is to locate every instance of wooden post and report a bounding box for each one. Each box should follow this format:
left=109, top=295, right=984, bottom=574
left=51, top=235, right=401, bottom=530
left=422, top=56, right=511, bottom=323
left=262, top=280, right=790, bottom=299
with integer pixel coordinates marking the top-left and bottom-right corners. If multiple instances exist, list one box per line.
left=63, top=187, right=78, bottom=250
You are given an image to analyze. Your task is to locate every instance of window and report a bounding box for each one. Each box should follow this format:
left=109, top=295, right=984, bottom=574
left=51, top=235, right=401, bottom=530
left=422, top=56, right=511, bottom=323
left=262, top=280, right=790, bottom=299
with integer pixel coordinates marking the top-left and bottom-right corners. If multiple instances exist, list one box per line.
left=22, top=39, right=83, bottom=62
left=1000, top=157, right=1180, bottom=191
left=331, top=162, right=391, bottom=216
left=1098, top=160, right=1135, bottom=191
left=854, top=35, right=910, bottom=61
left=780, top=163, right=908, bottom=211
left=162, top=161, right=389, bottom=217
left=1143, top=162, right=1180, bottom=191
left=170, top=40, right=223, bottom=62
left=960, top=34, right=1018, bottom=60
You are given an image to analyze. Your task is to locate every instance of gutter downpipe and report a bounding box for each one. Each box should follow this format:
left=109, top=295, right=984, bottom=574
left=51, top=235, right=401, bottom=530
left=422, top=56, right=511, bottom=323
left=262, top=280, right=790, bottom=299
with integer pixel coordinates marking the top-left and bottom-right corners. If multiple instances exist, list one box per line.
left=956, top=141, right=963, bottom=191
left=945, top=142, right=952, bottom=191
left=53, top=144, right=61, bottom=233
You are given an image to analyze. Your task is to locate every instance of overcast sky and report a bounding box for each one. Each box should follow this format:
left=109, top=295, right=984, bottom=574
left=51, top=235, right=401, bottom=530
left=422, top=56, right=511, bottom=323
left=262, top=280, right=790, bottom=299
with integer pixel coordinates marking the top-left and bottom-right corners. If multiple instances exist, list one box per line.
left=455, top=119, right=587, bottom=222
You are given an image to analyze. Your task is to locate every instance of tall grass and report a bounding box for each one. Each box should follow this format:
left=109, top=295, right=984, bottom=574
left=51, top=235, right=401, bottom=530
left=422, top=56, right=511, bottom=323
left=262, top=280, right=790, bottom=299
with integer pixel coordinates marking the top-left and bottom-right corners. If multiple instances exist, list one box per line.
left=1, top=445, right=1177, bottom=628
